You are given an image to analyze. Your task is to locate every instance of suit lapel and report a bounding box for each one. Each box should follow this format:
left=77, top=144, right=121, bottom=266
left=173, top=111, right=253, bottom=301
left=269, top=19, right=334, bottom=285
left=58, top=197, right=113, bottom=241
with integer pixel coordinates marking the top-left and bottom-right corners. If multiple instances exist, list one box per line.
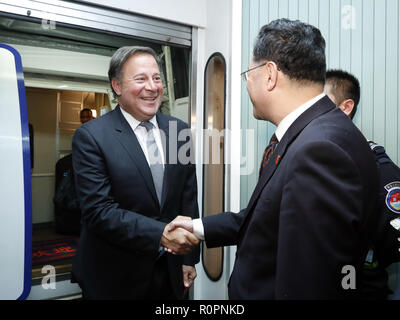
left=111, top=106, right=159, bottom=206
left=239, top=96, right=335, bottom=235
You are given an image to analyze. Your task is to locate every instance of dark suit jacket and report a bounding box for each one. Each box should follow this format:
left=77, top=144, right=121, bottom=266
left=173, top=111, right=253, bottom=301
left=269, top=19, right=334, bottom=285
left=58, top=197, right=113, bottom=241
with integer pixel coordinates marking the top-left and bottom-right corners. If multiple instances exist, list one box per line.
left=203, top=96, right=379, bottom=299
left=71, top=106, right=199, bottom=299
left=54, top=154, right=81, bottom=235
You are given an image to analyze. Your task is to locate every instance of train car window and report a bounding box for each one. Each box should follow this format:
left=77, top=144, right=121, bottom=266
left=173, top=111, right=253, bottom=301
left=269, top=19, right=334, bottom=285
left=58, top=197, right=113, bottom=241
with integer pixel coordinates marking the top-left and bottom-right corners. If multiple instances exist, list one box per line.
left=202, top=53, right=226, bottom=281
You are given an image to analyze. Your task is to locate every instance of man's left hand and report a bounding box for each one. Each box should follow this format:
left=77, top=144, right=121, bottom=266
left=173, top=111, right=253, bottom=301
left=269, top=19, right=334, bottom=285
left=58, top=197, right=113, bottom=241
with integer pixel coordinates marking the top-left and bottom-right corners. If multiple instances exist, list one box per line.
left=183, top=265, right=197, bottom=297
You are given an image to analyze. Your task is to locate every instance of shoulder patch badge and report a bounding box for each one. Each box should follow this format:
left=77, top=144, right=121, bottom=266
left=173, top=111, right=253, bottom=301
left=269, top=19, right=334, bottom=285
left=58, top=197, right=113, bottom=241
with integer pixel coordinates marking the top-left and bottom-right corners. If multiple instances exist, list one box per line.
left=384, top=181, right=400, bottom=214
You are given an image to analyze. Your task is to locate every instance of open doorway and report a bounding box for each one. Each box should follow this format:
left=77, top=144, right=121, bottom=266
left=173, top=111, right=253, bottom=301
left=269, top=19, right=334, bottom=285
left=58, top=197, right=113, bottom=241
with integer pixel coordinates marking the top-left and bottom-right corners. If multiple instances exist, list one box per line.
left=27, top=87, right=110, bottom=281
left=0, top=11, right=192, bottom=299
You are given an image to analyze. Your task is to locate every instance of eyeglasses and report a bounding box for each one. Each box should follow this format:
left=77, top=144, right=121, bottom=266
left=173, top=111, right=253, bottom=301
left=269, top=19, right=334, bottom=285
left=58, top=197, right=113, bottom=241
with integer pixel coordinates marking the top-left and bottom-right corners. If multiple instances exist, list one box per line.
left=240, top=62, right=267, bottom=82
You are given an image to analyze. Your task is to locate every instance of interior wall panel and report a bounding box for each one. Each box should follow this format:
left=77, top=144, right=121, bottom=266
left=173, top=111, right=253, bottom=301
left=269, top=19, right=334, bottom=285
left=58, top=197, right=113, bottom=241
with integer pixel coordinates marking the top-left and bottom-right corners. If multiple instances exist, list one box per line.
left=241, top=0, right=400, bottom=199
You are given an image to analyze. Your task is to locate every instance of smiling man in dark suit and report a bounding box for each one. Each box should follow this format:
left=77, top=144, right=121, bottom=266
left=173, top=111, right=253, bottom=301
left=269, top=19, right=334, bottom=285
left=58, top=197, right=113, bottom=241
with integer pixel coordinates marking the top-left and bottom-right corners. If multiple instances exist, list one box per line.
left=167, top=19, right=380, bottom=299
left=71, top=46, right=200, bottom=299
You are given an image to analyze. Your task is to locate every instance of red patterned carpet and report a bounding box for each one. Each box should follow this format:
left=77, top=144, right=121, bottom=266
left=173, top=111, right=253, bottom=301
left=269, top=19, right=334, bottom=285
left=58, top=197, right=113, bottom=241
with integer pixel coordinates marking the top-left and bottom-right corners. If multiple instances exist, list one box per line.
left=32, top=237, right=79, bottom=266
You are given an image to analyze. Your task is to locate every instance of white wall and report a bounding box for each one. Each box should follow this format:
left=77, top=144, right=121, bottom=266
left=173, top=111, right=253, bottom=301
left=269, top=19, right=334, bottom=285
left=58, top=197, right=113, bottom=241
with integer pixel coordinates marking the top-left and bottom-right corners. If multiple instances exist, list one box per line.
left=78, top=0, right=207, bottom=28
left=191, top=0, right=242, bottom=300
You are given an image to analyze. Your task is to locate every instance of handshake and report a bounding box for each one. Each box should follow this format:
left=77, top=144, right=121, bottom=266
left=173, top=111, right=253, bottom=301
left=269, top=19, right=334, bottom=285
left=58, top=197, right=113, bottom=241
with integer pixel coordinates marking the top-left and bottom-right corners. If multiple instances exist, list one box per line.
left=161, top=216, right=200, bottom=255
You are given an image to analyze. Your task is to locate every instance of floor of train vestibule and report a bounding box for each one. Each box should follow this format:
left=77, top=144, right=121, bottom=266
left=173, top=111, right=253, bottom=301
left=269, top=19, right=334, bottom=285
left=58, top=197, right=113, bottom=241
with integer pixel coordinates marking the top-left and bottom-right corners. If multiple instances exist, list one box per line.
left=32, top=224, right=78, bottom=279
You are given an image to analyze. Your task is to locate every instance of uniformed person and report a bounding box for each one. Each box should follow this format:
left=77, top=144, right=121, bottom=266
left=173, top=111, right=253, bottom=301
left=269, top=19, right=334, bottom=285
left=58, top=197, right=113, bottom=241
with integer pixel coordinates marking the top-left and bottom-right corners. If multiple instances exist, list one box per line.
left=324, top=69, right=400, bottom=299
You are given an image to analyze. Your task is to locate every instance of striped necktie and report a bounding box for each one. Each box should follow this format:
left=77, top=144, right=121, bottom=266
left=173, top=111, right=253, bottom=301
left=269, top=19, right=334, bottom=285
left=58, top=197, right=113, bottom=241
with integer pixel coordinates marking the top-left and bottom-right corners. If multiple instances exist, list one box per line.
left=140, top=121, right=164, bottom=204
left=259, top=133, right=278, bottom=177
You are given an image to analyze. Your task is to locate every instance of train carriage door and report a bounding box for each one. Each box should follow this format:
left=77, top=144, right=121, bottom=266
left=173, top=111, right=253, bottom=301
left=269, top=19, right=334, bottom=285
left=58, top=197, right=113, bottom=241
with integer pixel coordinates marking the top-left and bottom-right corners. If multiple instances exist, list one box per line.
left=0, top=44, right=32, bottom=300
left=0, top=1, right=194, bottom=300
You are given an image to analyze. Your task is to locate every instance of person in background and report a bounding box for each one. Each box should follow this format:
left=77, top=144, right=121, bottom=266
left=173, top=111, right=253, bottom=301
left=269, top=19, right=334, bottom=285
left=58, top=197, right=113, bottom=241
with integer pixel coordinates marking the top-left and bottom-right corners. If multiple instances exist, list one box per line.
left=80, top=108, right=94, bottom=123
left=324, top=69, right=400, bottom=299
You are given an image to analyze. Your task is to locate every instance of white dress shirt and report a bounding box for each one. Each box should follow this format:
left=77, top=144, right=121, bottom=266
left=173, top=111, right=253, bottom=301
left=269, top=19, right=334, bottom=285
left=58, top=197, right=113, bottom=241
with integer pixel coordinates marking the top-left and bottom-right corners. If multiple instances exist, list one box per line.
left=274, top=93, right=326, bottom=142
left=192, top=93, right=326, bottom=240
left=120, top=107, right=165, bottom=168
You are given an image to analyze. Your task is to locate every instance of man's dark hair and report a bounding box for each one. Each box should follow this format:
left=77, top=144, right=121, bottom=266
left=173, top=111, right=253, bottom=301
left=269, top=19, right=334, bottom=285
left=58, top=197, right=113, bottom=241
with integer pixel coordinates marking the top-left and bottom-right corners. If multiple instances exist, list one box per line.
left=253, top=18, right=326, bottom=84
left=326, top=69, right=360, bottom=119
left=80, top=108, right=93, bottom=116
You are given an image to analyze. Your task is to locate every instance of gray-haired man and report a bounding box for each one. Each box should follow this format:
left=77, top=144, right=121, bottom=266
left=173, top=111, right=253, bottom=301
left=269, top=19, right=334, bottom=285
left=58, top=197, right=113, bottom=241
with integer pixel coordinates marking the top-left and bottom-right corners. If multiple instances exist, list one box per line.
left=71, top=46, right=200, bottom=299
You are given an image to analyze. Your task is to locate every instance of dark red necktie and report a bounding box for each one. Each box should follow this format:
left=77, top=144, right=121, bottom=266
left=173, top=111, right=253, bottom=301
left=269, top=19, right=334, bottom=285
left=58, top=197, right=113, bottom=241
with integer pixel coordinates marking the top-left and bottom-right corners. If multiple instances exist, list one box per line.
left=259, top=133, right=278, bottom=177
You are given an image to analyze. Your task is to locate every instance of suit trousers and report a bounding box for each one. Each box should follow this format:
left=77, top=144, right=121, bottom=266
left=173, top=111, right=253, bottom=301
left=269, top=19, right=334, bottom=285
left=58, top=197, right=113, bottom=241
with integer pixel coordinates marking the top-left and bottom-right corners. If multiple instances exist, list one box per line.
left=149, top=254, right=177, bottom=300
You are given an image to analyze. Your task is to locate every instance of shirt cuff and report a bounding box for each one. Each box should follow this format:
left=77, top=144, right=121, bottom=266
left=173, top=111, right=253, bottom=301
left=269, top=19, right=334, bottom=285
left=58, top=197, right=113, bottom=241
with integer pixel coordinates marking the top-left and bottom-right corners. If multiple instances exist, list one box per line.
left=192, top=218, right=205, bottom=241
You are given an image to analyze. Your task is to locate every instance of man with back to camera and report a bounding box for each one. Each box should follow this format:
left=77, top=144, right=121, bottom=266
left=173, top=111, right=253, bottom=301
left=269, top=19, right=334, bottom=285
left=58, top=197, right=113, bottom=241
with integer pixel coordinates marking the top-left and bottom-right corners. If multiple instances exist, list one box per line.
left=324, top=69, right=400, bottom=299
left=71, top=46, right=200, bottom=299
left=166, top=18, right=380, bottom=299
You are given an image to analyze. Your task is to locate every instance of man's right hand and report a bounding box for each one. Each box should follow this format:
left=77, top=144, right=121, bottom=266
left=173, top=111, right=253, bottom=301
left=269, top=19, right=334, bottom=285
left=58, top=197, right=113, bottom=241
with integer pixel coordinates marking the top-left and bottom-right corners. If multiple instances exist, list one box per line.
left=168, top=216, right=194, bottom=233
left=161, top=216, right=199, bottom=255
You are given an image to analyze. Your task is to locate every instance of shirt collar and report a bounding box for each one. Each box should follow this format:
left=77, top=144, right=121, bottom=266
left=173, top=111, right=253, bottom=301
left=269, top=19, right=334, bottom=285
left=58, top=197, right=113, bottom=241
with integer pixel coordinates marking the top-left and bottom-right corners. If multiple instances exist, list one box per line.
left=275, top=93, right=326, bottom=141
left=120, top=106, right=158, bottom=130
